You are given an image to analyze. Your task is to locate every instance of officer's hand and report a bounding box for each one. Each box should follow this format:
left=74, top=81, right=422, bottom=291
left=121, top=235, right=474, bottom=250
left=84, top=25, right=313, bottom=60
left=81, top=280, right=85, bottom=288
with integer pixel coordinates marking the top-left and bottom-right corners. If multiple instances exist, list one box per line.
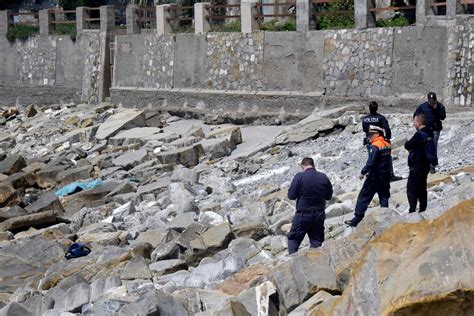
left=359, top=174, right=365, bottom=180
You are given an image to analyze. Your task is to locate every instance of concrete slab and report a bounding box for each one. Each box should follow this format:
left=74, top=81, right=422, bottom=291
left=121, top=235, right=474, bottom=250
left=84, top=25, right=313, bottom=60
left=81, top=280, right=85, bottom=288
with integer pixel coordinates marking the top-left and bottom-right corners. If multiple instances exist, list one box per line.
left=230, top=126, right=286, bottom=159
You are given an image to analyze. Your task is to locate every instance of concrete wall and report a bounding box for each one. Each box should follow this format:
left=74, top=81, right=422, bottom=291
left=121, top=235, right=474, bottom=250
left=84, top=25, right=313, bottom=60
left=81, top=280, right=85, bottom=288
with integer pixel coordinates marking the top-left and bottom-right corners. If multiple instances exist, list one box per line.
left=0, top=20, right=473, bottom=109
left=445, top=16, right=474, bottom=106
left=110, top=25, right=472, bottom=109
left=0, top=31, right=102, bottom=105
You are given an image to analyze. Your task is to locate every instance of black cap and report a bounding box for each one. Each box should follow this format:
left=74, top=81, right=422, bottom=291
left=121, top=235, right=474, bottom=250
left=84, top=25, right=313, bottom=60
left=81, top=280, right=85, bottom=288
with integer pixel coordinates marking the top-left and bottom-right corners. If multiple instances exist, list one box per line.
left=427, top=92, right=437, bottom=102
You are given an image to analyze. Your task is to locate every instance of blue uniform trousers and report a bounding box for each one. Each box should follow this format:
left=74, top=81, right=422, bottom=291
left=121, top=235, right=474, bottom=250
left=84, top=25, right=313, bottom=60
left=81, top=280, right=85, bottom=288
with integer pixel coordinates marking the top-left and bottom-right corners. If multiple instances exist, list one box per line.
left=354, top=174, right=390, bottom=223
left=287, top=210, right=325, bottom=254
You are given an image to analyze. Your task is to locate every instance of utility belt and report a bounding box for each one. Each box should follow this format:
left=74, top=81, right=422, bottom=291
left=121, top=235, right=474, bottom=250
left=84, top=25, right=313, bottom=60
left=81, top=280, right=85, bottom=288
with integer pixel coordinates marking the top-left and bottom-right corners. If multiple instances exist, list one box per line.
left=296, top=207, right=324, bottom=214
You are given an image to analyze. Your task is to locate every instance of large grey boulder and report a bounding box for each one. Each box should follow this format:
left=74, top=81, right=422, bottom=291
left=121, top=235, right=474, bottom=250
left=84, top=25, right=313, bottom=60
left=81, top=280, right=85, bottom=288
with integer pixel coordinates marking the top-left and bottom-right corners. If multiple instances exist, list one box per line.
left=56, top=165, right=93, bottom=184
left=201, top=222, right=234, bottom=250
left=0, top=303, right=33, bottom=316
left=0, top=183, right=16, bottom=206
left=21, top=293, right=55, bottom=316
left=57, top=283, right=91, bottom=312
left=151, top=241, right=180, bottom=262
left=0, top=210, right=60, bottom=232
left=0, top=237, right=65, bottom=294
left=274, top=116, right=335, bottom=145
left=96, top=109, right=146, bottom=140
left=155, top=144, right=204, bottom=168
left=0, top=155, right=26, bottom=176
left=206, top=125, right=243, bottom=149
left=199, top=138, right=232, bottom=160
left=112, top=149, right=148, bottom=168
left=120, top=257, right=152, bottom=280
left=149, top=259, right=187, bottom=277
left=109, top=127, right=162, bottom=145
left=168, top=183, right=198, bottom=214
left=137, top=177, right=170, bottom=196
left=89, top=276, right=121, bottom=302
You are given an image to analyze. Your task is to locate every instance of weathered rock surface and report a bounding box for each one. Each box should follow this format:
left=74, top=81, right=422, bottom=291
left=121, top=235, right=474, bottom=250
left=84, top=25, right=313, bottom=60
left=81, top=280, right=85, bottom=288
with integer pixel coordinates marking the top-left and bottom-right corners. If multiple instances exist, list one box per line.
left=0, top=156, right=26, bottom=176
left=96, top=109, right=146, bottom=140
left=0, top=102, right=472, bottom=315
left=317, top=198, right=474, bottom=315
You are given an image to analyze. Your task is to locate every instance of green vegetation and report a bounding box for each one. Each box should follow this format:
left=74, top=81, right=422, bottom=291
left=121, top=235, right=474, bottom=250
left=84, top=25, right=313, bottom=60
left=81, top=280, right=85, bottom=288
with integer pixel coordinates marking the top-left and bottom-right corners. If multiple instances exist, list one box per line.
left=376, top=15, right=410, bottom=27
left=260, top=18, right=297, bottom=32
left=58, top=0, right=107, bottom=10
left=171, top=25, right=195, bottom=33
left=314, top=1, right=355, bottom=30
left=210, top=20, right=241, bottom=33
left=6, top=24, right=39, bottom=43
left=54, top=24, right=77, bottom=39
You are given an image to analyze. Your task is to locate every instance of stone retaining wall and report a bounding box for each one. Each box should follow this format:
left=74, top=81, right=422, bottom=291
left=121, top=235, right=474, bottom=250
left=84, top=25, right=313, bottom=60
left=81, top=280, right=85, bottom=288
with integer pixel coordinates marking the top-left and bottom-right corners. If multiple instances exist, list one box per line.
left=323, top=28, right=394, bottom=97
left=81, top=32, right=102, bottom=103
left=0, top=31, right=103, bottom=105
left=445, top=16, right=474, bottom=107
left=1, top=22, right=473, bottom=108
left=17, top=36, right=57, bottom=86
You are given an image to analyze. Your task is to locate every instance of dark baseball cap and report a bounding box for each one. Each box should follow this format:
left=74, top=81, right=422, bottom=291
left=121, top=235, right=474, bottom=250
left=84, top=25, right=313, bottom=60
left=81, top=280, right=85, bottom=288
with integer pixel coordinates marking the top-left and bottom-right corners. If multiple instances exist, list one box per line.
left=427, top=92, right=437, bottom=102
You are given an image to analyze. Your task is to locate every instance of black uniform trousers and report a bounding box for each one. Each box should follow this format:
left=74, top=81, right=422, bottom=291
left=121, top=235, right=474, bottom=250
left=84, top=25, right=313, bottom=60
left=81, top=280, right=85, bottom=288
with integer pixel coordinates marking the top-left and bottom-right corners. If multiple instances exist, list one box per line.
left=288, top=210, right=325, bottom=254
left=354, top=174, right=390, bottom=222
left=407, top=168, right=429, bottom=212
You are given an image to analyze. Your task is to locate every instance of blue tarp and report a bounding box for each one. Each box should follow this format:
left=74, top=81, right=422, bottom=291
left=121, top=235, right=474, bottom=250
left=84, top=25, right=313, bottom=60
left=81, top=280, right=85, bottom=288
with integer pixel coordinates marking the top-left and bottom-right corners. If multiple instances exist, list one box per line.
left=55, top=179, right=103, bottom=198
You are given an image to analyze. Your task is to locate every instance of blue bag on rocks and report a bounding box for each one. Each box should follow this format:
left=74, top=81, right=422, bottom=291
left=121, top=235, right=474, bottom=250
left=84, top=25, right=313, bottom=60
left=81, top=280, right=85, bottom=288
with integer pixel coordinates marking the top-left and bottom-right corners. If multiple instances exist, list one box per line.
left=65, top=243, right=91, bottom=260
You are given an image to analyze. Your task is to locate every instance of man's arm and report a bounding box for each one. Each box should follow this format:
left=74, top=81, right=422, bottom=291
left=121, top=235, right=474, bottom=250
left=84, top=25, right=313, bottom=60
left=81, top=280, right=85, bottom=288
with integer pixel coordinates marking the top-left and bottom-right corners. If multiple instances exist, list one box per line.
left=404, top=132, right=422, bottom=151
left=382, top=116, right=392, bottom=140
left=437, top=103, right=446, bottom=120
left=361, top=146, right=378, bottom=175
left=287, top=174, right=300, bottom=200
left=413, top=105, right=422, bottom=118
left=325, top=177, right=333, bottom=200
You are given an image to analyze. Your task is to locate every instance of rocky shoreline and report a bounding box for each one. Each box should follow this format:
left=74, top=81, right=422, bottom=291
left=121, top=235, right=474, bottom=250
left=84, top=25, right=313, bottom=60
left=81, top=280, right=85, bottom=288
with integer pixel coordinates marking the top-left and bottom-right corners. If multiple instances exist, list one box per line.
left=0, top=102, right=472, bottom=315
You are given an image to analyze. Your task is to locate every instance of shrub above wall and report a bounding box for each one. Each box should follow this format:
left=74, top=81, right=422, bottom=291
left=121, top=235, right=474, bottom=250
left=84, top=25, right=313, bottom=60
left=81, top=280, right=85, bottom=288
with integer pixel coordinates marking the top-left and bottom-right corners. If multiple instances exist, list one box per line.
left=6, top=24, right=39, bottom=42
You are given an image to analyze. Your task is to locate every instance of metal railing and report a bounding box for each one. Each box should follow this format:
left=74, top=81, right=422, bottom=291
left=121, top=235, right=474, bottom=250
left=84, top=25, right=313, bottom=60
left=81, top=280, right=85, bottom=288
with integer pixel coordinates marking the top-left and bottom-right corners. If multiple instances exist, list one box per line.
left=205, top=4, right=241, bottom=22
left=136, top=5, right=156, bottom=29
left=254, top=2, right=296, bottom=20
left=312, top=0, right=353, bottom=17
left=167, top=5, right=195, bottom=22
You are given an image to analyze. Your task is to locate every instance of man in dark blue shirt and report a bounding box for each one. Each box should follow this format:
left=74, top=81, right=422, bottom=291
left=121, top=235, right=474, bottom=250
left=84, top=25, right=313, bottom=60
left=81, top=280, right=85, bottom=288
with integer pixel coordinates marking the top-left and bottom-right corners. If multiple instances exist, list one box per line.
left=405, top=113, right=436, bottom=213
left=287, top=157, right=333, bottom=254
left=413, top=92, right=446, bottom=172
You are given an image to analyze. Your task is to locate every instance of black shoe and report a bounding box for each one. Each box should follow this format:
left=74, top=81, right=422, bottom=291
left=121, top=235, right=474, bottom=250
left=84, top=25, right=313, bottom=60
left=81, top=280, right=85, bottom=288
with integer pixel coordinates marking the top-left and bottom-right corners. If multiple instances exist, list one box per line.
left=429, top=165, right=436, bottom=174
left=390, top=175, right=403, bottom=182
left=344, top=219, right=359, bottom=227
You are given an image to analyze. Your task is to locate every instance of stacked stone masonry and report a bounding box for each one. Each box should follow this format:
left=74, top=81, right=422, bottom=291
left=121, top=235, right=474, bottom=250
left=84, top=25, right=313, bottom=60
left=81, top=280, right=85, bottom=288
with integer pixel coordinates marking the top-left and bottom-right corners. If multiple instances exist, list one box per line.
left=446, top=17, right=474, bottom=107
left=142, top=35, right=175, bottom=89
left=206, top=33, right=264, bottom=91
left=81, top=32, right=102, bottom=103
left=323, top=28, right=394, bottom=97
left=17, top=36, right=57, bottom=86
left=1, top=23, right=473, bottom=107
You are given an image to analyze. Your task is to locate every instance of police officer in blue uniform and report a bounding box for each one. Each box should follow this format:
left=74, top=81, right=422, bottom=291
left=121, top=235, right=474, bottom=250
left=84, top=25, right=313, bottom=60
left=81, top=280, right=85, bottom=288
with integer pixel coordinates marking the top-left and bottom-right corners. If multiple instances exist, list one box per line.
left=345, top=126, right=392, bottom=227
left=287, top=157, right=333, bottom=254
left=362, top=101, right=402, bottom=182
left=405, top=113, right=437, bottom=213
left=413, top=92, right=446, bottom=173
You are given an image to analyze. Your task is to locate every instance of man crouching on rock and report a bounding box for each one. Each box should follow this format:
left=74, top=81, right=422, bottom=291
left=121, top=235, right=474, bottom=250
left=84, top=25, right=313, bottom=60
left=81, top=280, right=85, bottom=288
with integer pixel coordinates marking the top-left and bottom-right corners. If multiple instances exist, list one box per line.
left=287, top=157, right=333, bottom=254
left=345, top=126, right=391, bottom=227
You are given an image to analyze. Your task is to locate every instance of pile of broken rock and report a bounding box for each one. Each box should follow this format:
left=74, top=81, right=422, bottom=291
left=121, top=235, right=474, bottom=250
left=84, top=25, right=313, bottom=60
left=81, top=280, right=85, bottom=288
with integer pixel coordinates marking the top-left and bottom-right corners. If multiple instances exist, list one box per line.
left=0, top=101, right=472, bottom=315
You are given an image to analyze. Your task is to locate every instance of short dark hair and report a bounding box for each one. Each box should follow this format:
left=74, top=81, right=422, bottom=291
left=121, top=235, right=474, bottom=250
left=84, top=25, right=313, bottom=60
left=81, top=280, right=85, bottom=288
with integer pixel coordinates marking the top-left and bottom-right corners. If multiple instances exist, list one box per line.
left=415, top=113, right=426, bottom=125
left=369, top=101, right=378, bottom=114
left=427, top=92, right=437, bottom=102
left=301, top=157, right=314, bottom=167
